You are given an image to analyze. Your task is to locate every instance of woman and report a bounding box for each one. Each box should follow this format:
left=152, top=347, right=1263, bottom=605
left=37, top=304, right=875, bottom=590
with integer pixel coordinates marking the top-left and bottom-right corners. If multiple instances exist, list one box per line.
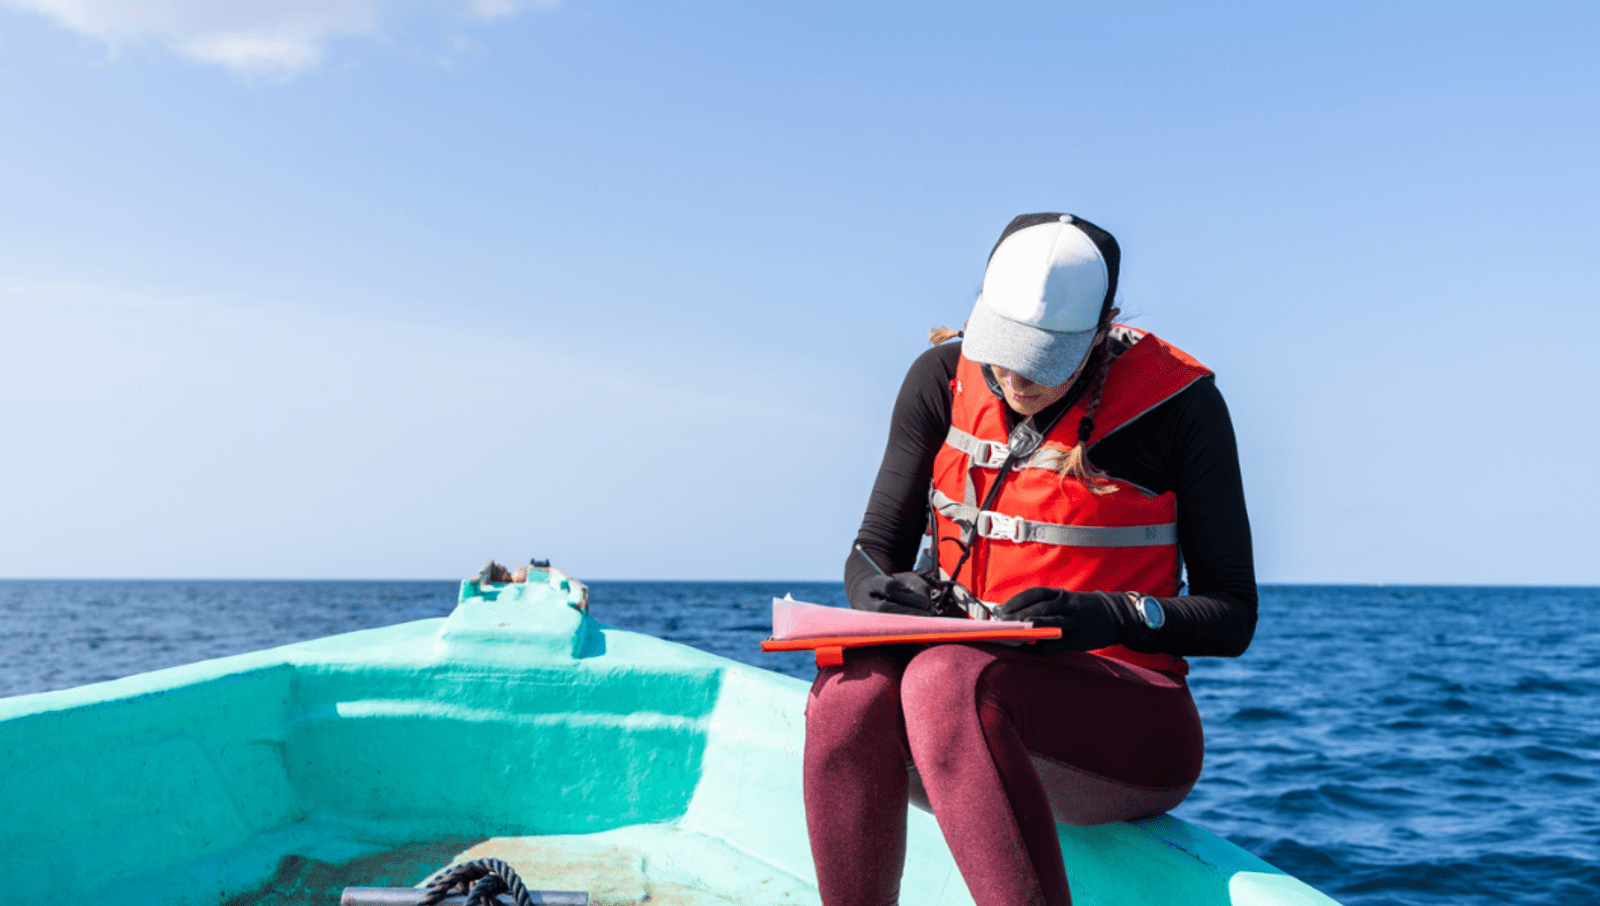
left=804, top=213, right=1257, bottom=906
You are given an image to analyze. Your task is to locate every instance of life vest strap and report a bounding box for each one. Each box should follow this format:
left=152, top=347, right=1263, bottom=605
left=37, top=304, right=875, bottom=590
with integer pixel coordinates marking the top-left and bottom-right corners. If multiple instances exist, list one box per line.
left=944, top=426, right=1061, bottom=471
left=931, top=489, right=1177, bottom=548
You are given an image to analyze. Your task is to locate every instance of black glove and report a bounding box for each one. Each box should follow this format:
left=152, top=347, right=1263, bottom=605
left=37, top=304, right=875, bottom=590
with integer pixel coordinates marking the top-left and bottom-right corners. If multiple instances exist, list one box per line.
left=997, top=587, right=1137, bottom=651
left=856, top=571, right=943, bottom=616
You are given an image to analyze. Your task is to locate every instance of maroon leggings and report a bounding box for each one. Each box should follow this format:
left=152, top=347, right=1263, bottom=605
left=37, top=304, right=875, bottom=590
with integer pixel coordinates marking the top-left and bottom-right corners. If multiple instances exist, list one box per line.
left=803, top=643, right=1204, bottom=906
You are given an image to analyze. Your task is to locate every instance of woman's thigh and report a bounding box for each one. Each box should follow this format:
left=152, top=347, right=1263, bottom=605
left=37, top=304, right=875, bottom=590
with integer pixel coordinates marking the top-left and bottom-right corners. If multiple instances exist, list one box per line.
left=901, top=644, right=1204, bottom=824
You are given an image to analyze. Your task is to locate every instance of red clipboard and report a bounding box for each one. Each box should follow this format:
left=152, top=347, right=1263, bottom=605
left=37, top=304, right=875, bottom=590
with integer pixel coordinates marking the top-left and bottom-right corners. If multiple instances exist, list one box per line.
left=761, top=627, right=1061, bottom=666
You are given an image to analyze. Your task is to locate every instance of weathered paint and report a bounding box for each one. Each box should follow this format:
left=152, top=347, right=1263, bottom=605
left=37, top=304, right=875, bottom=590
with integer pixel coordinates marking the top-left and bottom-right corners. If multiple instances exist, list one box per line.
left=0, top=572, right=1342, bottom=905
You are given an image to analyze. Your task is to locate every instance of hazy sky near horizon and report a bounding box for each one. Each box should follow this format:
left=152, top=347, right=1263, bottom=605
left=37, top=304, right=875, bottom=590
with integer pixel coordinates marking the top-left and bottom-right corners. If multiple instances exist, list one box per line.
left=3, top=1, right=1597, bottom=584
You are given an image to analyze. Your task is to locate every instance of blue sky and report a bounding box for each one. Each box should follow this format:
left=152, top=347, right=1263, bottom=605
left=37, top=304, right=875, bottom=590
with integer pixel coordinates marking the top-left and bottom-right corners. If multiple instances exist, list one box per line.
left=2, top=1, right=1596, bottom=583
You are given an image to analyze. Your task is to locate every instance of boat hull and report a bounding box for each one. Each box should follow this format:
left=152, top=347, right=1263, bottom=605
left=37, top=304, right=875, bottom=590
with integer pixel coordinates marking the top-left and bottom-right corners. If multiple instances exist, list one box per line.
left=0, top=573, right=1340, bottom=905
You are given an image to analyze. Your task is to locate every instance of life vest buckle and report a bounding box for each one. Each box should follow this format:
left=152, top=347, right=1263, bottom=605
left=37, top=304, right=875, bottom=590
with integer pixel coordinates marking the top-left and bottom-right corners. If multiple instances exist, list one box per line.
left=975, top=510, right=1025, bottom=543
left=973, top=441, right=1010, bottom=469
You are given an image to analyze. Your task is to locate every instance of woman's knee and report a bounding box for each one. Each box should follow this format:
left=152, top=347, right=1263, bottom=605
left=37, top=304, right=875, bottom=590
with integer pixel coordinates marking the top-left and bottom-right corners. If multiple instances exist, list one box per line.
left=900, top=646, right=1010, bottom=757
left=806, top=648, right=910, bottom=743
left=900, top=643, right=1000, bottom=713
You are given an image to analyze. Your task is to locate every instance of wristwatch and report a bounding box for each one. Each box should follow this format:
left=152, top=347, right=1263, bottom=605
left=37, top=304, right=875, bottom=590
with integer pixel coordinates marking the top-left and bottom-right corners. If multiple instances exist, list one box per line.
left=1129, top=593, right=1165, bottom=631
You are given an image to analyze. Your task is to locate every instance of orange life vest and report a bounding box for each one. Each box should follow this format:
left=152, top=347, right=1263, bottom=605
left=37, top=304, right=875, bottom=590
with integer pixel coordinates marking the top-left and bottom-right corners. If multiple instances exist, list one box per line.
left=930, top=326, right=1212, bottom=675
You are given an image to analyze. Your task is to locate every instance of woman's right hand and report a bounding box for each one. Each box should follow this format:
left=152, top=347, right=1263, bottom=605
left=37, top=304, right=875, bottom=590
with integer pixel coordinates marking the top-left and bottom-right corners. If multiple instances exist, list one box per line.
left=858, top=571, right=942, bottom=615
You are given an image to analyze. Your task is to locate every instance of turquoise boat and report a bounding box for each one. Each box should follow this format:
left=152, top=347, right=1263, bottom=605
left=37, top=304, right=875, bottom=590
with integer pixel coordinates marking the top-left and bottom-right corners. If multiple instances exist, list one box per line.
left=0, top=569, right=1342, bottom=905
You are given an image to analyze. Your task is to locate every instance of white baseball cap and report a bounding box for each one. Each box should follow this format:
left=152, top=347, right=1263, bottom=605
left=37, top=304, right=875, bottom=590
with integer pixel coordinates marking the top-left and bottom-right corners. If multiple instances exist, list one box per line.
left=961, top=213, right=1120, bottom=386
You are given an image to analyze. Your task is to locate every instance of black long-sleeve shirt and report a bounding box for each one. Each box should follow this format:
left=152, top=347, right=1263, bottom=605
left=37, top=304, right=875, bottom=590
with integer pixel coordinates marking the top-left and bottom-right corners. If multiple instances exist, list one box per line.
left=846, top=340, right=1257, bottom=657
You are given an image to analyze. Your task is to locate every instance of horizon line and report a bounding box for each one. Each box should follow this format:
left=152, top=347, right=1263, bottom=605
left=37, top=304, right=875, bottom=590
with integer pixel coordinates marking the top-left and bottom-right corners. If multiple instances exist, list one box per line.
left=1, top=577, right=1596, bottom=590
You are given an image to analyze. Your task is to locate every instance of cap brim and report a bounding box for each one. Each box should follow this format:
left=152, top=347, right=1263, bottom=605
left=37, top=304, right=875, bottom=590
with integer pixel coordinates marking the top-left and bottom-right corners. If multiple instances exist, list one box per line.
left=962, top=295, right=1095, bottom=386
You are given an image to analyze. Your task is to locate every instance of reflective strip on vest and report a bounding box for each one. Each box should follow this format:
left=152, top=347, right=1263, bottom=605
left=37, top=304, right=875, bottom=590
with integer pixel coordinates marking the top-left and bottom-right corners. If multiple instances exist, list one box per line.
left=930, top=489, right=1177, bottom=548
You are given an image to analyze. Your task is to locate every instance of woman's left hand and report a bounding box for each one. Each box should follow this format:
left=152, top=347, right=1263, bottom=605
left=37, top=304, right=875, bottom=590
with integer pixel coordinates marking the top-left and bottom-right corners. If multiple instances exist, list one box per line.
left=997, top=588, right=1135, bottom=651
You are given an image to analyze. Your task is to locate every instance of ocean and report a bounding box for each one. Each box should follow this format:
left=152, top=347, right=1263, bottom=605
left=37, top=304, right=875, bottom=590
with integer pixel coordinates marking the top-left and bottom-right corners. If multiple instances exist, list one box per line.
left=2, top=580, right=1597, bottom=906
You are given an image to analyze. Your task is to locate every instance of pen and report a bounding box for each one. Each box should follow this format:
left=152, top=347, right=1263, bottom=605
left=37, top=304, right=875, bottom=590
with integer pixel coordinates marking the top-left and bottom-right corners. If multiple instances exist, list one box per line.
left=853, top=544, right=888, bottom=577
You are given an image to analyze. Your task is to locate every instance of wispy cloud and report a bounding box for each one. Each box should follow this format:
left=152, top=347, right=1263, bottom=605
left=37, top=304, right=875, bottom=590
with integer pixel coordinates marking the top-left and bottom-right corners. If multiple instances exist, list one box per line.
left=1, top=0, right=556, bottom=76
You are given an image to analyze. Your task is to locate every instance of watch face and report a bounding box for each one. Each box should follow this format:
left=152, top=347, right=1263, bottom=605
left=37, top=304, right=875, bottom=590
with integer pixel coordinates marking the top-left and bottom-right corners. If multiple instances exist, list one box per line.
left=1139, top=597, right=1166, bottom=630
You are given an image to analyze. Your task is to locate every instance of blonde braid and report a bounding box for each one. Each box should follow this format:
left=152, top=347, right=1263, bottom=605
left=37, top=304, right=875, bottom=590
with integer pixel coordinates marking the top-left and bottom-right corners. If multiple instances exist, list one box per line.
left=1053, top=338, right=1123, bottom=495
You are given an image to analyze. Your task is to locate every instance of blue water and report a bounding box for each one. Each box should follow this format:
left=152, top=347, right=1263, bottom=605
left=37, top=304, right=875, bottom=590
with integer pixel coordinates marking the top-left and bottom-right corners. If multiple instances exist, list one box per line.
left=3, top=580, right=1597, bottom=906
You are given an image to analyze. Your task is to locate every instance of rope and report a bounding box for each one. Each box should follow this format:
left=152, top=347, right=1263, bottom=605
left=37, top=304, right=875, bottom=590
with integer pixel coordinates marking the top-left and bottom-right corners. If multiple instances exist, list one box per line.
left=419, top=858, right=537, bottom=906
